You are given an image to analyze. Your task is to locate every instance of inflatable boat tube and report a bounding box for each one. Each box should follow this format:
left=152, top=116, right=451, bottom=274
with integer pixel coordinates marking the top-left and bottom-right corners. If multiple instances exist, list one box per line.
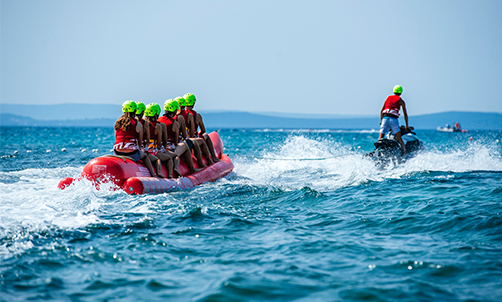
left=59, top=131, right=233, bottom=194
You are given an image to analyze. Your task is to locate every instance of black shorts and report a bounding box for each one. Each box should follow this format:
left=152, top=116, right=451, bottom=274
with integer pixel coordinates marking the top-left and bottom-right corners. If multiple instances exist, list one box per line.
left=185, top=139, right=194, bottom=151
left=114, top=149, right=141, bottom=162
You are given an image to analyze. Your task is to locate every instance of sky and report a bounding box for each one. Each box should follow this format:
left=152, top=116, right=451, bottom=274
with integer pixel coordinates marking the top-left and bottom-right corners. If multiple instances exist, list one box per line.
left=1, top=0, right=502, bottom=116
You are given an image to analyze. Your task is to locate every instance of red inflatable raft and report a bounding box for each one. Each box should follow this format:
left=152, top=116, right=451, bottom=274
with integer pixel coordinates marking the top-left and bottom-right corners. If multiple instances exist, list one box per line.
left=59, top=131, right=233, bottom=194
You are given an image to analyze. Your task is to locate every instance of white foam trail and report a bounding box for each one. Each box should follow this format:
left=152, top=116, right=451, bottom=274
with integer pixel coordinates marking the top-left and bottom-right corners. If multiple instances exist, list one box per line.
left=0, top=166, right=185, bottom=258
left=232, top=134, right=502, bottom=192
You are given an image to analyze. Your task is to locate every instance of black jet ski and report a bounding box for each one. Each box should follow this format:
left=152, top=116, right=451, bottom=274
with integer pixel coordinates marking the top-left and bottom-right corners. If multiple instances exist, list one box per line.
left=365, top=126, right=424, bottom=167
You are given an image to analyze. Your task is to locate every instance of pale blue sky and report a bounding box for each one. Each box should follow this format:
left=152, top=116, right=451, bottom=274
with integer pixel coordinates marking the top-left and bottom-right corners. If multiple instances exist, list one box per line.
left=1, top=0, right=501, bottom=115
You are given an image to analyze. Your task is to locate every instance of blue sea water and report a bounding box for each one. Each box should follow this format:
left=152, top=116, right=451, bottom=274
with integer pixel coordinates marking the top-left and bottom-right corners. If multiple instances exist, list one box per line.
left=1, top=127, right=502, bottom=301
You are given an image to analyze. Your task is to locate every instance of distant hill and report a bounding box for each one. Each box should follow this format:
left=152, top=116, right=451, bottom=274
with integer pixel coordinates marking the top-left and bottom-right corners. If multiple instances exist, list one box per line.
left=1, top=111, right=501, bottom=130
left=0, top=114, right=114, bottom=127
left=0, top=103, right=120, bottom=121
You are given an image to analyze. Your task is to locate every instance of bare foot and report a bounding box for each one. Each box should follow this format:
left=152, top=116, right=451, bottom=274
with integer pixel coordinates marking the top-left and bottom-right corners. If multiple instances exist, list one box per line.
left=190, top=168, right=203, bottom=174
left=157, top=173, right=166, bottom=178
left=212, top=157, right=220, bottom=163
left=173, top=168, right=181, bottom=178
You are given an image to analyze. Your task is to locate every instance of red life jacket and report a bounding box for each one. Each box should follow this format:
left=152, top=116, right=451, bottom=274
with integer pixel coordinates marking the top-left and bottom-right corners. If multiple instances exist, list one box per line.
left=114, top=117, right=138, bottom=150
left=179, top=108, right=190, bottom=122
left=157, top=115, right=176, bottom=143
left=148, top=120, right=159, bottom=150
left=382, top=95, right=402, bottom=117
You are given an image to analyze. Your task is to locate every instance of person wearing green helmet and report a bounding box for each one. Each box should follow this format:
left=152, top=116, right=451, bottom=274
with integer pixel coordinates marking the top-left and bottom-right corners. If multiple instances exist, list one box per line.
left=143, top=103, right=178, bottom=178
left=113, top=100, right=162, bottom=178
left=174, top=96, right=215, bottom=166
left=160, top=98, right=209, bottom=168
left=157, top=99, right=202, bottom=174
left=135, top=101, right=146, bottom=118
left=183, top=93, right=220, bottom=162
left=379, top=85, right=410, bottom=154
left=135, top=101, right=149, bottom=151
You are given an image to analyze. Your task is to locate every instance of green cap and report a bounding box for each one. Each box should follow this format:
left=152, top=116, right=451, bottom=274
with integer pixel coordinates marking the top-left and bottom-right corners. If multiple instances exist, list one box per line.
left=393, top=85, right=403, bottom=94
left=135, top=101, right=146, bottom=115
left=122, top=100, right=137, bottom=113
left=144, top=103, right=157, bottom=117
left=183, top=93, right=196, bottom=106
left=164, top=99, right=179, bottom=113
left=175, top=96, right=187, bottom=107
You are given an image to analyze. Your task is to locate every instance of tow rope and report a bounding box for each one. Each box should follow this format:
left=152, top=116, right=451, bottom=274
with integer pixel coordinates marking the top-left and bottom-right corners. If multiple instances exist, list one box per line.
left=236, top=154, right=351, bottom=161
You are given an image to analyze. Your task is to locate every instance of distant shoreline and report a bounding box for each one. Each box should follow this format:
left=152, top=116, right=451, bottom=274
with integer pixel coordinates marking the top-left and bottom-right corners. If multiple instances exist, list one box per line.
left=1, top=111, right=502, bottom=130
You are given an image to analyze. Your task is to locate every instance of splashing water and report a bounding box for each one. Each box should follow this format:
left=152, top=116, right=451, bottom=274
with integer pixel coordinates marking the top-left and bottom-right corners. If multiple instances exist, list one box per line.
left=1, top=127, right=502, bottom=301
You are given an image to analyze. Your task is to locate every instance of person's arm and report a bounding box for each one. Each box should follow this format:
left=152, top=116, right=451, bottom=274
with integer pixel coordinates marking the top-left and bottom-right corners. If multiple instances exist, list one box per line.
left=197, top=114, right=206, bottom=135
left=400, top=100, right=409, bottom=129
left=173, top=121, right=180, bottom=145
left=177, top=116, right=188, bottom=140
left=144, top=122, right=150, bottom=150
left=136, top=122, right=144, bottom=149
left=187, top=114, right=195, bottom=138
left=160, top=123, right=168, bottom=149
left=156, top=123, right=162, bottom=146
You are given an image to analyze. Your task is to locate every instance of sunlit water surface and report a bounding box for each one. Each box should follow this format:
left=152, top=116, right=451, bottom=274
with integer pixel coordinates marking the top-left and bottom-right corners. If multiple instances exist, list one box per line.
left=1, top=127, right=502, bottom=301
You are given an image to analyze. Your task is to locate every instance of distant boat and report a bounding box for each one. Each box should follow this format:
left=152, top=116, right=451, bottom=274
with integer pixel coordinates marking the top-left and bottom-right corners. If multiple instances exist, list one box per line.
left=436, top=122, right=468, bottom=133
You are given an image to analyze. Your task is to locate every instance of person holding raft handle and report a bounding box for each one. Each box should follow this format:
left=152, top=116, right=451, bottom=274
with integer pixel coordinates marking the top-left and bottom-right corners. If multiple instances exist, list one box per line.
left=113, top=100, right=160, bottom=178
left=379, top=85, right=409, bottom=154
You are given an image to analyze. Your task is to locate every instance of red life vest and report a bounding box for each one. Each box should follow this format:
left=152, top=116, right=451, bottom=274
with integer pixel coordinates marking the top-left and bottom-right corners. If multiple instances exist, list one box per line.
left=179, top=108, right=190, bottom=122
left=114, top=117, right=138, bottom=150
left=157, top=116, right=176, bottom=143
left=382, top=95, right=402, bottom=117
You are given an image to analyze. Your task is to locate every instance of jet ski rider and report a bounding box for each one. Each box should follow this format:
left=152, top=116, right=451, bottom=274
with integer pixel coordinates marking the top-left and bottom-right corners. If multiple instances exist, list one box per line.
left=379, top=85, right=410, bottom=154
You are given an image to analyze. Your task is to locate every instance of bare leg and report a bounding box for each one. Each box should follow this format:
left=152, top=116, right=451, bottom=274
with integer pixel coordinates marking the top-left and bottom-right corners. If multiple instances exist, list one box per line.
left=190, top=139, right=207, bottom=168
left=196, top=137, right=213, bottom=165
left=203, top=133, right=219, bottom=162
left=173, top=156, right=181, bottom=177
left=176, top=143, right=202, bottom=174
left=395, top=131, right=406, bottom=154
left=147, top=153, right=166, bottom=178
left=156, top=152, right=173, bottom=178
left=140, top=151, right=157, bottom=177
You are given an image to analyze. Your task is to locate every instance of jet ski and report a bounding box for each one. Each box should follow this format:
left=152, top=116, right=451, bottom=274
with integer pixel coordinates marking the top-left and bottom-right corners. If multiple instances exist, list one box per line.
left=365, top=126, right=424, bottom=167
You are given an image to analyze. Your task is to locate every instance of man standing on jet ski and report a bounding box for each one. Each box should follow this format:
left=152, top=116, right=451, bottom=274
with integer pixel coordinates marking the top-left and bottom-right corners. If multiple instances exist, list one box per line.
left=379, top=85, right=410, bottom=154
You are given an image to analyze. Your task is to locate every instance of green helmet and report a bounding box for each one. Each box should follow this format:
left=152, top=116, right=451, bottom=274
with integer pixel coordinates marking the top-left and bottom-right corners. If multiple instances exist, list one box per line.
left=175, top=96, right=187, bottom=107
left=164, top=99, right=179, bottom=113
left=393, top=85, right=403, bottom=94
left=154, top=103, right=162, bottom=115
left=164, top=99, right=180, bottom=112
left=146, top=103, right=159, bottom=116
left=144, top=103, right=157, bottom=117
left=122, top=100, right=137, bottom=113
left=135, top=101, right=146, bottom=115
left=183, top=93, right=196, bottom=106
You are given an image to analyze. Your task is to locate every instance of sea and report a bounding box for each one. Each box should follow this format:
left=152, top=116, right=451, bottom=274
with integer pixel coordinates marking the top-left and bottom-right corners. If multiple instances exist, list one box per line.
left=1, top=127, right=502, bottom=302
